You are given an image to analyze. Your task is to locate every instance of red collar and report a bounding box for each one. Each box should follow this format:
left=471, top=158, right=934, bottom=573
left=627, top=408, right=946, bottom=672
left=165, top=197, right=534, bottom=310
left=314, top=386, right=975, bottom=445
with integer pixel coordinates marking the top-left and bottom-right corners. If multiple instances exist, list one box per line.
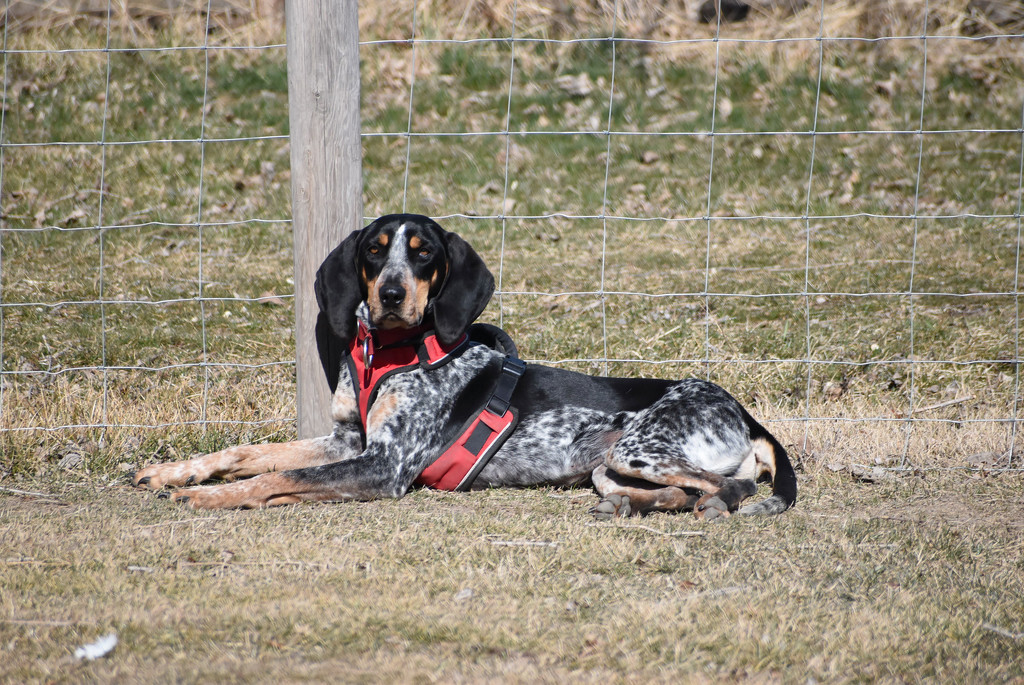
left=348, top=321, right=468, bottom=426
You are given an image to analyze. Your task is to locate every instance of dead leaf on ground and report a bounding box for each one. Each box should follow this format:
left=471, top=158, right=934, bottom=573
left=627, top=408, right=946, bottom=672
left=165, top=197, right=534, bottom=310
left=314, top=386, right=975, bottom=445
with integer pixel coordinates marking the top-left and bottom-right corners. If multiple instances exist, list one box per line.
left=258, top=292, right=287, bottom=307
left=967, top=451, right=1009, bottom=469
left=849, top=464, right=897, bottom=484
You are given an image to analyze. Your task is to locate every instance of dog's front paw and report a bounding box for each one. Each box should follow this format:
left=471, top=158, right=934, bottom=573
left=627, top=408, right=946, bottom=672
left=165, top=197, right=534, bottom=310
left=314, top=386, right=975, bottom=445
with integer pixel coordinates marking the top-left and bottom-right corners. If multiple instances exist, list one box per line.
left=133, top=462, right=208, bottom=490
left=151, top=483, right=248, bottom=509
left=153, top=474, right=305, bottom=510
left=590, top=493, right=632, bottom=520
left=152, top=484, right=241, bottom=509
left=162, top=487, right=214, bottom=509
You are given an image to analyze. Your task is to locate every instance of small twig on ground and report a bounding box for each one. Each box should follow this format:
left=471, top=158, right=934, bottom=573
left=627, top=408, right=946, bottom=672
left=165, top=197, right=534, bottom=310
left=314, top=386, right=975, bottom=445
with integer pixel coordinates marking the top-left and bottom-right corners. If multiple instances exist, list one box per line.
left=797, top=542, right=896, bottom=550
left=0, top=486, right=60, bottom=499
left=487, top=538, right=558, bottom=548
left=682, top=585, right=747, bottom=600
left=586, top=522, right=706, bottom=537
left=1, top=559, right=70, bottom=566
left=895, top=395, right=974, bottom=418
left=982, top=623, right=1024, bottom=640
left=137, top=518, right=216, bottom=529
left=1, top=618, right=87, bottom=626
left=546, top=491, right=594, bottom=500
left=177, top=559, right=333, bottom=569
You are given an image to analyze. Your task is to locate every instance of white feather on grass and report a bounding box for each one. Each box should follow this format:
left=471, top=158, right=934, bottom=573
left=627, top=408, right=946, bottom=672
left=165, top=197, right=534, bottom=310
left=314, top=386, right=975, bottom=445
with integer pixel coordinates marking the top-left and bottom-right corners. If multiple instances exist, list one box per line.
left=74, top=633, right=117, bottom=661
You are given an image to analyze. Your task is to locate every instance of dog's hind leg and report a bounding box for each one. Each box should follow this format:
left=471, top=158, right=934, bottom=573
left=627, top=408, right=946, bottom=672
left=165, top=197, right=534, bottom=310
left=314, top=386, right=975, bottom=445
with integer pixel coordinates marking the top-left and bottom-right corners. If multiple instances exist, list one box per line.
left=598, top=379, right=765, bottom=520
left=590, top=464, right=701, bottom=519
left=595, top=457, right=756, bottom=521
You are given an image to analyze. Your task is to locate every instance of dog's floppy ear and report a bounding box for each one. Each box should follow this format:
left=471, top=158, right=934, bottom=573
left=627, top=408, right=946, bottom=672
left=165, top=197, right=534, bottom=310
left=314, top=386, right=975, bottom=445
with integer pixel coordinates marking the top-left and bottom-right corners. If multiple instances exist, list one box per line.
left=431, top=230, right=495, bottom=346
left=314, top=228, right=365, bottom=393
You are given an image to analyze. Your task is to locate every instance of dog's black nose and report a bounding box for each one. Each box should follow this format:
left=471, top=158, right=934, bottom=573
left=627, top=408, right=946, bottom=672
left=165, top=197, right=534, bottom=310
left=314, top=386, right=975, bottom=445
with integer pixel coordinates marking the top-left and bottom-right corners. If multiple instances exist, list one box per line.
left=379, top=283, right=406, bottom=307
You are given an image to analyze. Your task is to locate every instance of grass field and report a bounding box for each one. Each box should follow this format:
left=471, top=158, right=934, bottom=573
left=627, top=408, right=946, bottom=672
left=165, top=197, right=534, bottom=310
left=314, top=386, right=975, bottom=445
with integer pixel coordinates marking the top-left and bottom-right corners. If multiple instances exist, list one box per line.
left=2, top=472, right=1023, bottom=682
left=2, top=2, right=1024, bottom=681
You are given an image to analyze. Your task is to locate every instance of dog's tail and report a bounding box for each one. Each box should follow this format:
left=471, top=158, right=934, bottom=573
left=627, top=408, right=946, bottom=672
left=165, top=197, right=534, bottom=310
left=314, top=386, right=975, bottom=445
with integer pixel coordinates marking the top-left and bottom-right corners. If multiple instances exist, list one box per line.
left=737, top=410, right=797, bottom=516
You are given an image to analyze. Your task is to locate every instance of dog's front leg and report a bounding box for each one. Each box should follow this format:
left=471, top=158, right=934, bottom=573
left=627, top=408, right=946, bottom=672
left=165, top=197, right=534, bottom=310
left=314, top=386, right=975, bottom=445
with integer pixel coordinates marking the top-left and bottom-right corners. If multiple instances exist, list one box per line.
left=160, top=376, right=449, bottom=509
left=134, top=424, right=363, bottom=490
left=165, top=445, right=419, bottom=509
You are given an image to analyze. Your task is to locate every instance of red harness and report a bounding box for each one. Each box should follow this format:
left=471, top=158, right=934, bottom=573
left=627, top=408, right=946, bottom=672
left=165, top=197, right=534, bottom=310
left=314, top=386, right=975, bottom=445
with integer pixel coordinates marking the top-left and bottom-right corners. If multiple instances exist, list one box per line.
left=346, top=322, right=523, bottom=491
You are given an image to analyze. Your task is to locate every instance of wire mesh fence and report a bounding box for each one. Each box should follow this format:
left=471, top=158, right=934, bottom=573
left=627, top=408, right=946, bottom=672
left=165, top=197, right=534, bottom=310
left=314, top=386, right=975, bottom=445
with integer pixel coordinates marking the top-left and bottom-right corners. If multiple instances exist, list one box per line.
left=1, top=0, right=1022, bottom=473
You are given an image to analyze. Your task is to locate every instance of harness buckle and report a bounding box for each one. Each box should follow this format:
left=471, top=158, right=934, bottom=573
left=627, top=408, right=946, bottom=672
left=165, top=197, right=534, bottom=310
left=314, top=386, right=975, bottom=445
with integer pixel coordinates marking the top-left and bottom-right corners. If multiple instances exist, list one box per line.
left=486, top=356, right=527, bottom=417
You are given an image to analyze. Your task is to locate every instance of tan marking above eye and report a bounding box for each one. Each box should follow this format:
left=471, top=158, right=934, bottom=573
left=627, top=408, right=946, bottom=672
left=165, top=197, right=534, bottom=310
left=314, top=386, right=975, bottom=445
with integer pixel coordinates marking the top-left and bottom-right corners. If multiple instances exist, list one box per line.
left=409, top=235, right=422, bottom=249
left=377, top=233, right=389, bottom=246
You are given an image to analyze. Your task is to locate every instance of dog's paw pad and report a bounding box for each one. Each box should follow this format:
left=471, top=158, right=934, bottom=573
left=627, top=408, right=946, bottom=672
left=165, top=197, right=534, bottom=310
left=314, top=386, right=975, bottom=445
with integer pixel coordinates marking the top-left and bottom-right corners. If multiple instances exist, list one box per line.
left=590, top=493, right=631, bottom=520
left=695, top=495, right=729, bottom=522
left=590, top=500, right=617, bottom=520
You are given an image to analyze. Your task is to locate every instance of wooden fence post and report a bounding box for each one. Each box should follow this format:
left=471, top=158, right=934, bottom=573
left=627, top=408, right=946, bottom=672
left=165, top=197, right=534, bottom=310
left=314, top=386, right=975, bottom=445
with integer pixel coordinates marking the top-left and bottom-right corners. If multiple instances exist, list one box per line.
left=286, top=0, right=363, bottom=438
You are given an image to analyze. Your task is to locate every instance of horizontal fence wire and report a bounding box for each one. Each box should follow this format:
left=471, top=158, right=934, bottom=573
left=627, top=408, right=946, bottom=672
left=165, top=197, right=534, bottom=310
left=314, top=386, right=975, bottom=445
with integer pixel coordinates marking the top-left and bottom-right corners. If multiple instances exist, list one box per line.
left=1, top=0, right=1022, bottom=472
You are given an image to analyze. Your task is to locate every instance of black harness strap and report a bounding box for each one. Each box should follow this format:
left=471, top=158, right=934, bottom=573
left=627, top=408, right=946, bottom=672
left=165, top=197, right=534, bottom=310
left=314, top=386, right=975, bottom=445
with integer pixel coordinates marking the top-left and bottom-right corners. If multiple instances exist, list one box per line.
left=486, top=356, right=526, bottom=417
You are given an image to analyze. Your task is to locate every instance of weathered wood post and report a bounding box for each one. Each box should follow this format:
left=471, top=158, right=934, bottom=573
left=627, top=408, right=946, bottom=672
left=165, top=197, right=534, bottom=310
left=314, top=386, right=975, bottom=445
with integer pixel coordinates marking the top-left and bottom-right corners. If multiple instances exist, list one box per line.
left=286, top=0, right=363, bottom=438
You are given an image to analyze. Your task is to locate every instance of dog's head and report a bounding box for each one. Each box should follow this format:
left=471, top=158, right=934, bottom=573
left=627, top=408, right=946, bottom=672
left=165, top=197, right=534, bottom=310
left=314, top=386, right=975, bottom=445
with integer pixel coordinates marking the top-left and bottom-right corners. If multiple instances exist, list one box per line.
left=314, top=214, right=494, bottom=389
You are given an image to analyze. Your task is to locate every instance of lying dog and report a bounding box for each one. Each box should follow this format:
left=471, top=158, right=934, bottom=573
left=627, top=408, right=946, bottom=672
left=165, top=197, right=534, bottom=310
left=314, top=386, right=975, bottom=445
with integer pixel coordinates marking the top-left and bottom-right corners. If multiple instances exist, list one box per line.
left=134, top=214, right=796, bottom=519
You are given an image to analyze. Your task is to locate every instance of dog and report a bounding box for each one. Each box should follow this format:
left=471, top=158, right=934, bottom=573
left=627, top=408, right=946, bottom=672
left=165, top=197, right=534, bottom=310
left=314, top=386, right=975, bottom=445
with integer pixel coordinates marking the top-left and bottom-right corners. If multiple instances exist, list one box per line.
left=134, top=213, right=797, bottom=520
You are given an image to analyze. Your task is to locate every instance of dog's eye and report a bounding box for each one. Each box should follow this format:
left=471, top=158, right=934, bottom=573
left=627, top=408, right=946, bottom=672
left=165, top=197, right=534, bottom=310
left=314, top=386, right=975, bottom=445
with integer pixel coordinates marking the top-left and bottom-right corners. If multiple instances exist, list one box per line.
left=418, top=249, right=431, bottom=258
left=368, top=246, right=379, bottom=255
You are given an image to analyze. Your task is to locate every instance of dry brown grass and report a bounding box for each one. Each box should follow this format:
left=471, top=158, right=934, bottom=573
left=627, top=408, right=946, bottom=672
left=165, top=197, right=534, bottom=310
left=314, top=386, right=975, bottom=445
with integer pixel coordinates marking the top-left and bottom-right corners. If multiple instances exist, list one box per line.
left=2, top=465, right=1023, bottom=682
left=2, top=3, right=1024, bottom=680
